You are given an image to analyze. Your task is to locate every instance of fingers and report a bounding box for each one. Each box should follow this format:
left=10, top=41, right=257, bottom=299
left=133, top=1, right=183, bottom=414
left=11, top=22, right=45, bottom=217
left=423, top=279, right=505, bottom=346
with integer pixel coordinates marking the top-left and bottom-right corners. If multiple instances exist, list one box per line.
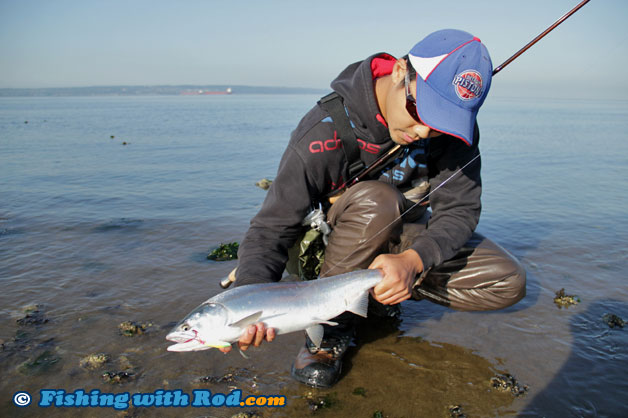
left=376, top=292, right=411, bottom=306
left=238, top=323, right=275, bottom=351
left=368, top=256, right=384, bottom=270
left=252, top=322, right=265, bottom=347
left=220, top=323, right=276, bottom=354
left=369, top=251, right=422, bottom=305
left=372, top=273, right=412, bottom=305
left=265, top=327, right=276, bottom=342
left=373, top=286, right=411, bottom=305
left=238, top=324, right=258, bottom=351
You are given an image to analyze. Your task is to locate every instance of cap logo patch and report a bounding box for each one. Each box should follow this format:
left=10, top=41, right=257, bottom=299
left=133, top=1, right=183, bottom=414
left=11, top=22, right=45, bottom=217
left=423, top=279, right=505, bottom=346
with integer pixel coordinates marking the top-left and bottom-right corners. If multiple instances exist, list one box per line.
left=452, top=70, right=483, bottom=100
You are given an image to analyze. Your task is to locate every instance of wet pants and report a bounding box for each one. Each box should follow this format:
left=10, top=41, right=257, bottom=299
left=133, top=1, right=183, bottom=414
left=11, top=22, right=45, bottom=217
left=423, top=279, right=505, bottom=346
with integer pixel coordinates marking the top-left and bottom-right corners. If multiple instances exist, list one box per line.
left=320, top=181, right=526, bottom=311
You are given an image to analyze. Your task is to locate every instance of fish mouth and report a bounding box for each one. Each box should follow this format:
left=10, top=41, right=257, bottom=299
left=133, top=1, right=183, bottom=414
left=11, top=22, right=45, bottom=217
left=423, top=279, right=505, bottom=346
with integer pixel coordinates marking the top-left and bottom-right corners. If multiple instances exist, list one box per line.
left=166, top=331, right=208, bottom=352
left=165, top=331, right=231, bottom=352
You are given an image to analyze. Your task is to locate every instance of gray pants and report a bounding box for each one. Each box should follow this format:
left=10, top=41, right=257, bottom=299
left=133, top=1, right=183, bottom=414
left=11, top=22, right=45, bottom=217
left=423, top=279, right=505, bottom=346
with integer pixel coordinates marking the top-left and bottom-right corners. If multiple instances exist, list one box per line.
left=320, top=181, right=526, bottom=311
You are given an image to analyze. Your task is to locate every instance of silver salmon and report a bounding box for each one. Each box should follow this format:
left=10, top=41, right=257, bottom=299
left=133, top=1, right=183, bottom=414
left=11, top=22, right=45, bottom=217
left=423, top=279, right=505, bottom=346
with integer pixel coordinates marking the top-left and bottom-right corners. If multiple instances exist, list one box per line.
left=166, top=269, right=383, bottom=352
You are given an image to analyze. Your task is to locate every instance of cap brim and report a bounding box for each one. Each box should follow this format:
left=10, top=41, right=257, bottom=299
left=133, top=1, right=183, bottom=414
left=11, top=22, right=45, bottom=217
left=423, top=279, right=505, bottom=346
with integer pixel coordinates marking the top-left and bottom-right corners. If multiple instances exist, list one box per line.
left=415, top=79, right=476, bottom=146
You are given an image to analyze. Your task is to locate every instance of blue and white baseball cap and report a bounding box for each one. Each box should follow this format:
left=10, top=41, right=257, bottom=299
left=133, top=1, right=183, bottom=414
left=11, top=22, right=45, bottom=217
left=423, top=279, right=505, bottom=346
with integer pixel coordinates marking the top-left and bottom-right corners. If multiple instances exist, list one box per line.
left=408, top=29, right=492, bottom=146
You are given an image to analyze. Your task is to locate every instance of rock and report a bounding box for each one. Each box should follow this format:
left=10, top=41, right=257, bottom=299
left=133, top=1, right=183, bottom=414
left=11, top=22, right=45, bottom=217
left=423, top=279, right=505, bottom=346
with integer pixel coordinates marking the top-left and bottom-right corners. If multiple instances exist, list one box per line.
left=553, top=288, right=580, bottom=308
left=117, top=355, right=134, bottom=371
left=255, top=178, right=273, bottom=190
left=118, top=321, right=152, bottom=336
left=199, top=373, right=237, bottom=384
left=80, top=353, right=110, bottom=369
left=198, top=367, right=251, bottom=384
left=449, top=405, right=467, bottom=418
left=602, top=313, right=625, bottom=328
left=17, top=305, right=48, bottom=326
left=102, top=371, right=134, bottom=384
left=231, top=413, right=263, bottom=418
left=303, top=391, right=338, bottom=412
left=491, top=373, right=528, bottom=397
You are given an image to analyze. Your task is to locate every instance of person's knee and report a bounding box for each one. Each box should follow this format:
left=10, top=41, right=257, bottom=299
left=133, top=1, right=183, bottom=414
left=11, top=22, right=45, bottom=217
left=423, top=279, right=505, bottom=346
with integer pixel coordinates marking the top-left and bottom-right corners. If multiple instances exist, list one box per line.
left=331, top=181, right=404, bottom=224
left=322, top=181, right=404, bottom=275
left=489, top=261, right=526, bottom=309
left=423, top=244, right=527, bottom=311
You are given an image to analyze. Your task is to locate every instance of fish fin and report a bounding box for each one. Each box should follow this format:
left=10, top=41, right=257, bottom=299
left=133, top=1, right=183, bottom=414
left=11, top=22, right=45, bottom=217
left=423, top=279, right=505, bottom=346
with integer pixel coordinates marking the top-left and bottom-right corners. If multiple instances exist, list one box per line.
left=228, top=311, right=263, bottom=328
left=306, top=325, right=324, bottom=348
left=238, top=348, right=250, bottom=359
left=312, top=318, right=339, bottom=327
left=346, top=291, right=369, bottom=318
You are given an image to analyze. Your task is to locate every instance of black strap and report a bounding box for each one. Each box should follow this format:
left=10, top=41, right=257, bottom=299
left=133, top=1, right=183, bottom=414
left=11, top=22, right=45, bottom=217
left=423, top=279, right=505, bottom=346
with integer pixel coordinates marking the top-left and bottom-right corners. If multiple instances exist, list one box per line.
left=318, top=92, right=364, bottom=178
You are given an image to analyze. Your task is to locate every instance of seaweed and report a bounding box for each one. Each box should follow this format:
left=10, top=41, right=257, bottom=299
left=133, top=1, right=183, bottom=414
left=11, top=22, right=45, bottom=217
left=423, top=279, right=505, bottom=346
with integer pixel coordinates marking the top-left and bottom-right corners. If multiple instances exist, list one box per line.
left=18, top=350, right=60, bottom=375
left=207, top=242, right=239, bottom=261
left=352, top=387, right=367, bottom=397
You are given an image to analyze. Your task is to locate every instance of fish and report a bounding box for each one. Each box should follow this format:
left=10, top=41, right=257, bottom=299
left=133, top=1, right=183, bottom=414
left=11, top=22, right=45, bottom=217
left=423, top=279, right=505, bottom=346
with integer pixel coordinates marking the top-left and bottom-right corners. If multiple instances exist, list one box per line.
left=166, top=269, right=383, bottom=352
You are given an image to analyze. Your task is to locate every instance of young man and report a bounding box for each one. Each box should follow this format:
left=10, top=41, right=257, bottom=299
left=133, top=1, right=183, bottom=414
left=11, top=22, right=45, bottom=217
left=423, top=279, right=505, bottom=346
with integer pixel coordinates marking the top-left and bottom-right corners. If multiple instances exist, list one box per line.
left=222, top=29, right=526, bottom=388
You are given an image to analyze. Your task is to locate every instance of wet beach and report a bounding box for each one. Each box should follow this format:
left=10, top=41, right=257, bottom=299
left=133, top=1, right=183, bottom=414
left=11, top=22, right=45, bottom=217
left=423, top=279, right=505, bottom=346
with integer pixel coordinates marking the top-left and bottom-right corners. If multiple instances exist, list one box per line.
left=1, top=94, right=627, bottom=417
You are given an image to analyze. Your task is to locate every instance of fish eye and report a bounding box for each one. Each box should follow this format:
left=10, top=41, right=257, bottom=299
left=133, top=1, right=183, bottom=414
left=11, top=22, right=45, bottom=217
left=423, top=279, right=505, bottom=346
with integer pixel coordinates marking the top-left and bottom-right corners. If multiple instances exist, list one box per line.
left=181, top=323, right=190, bottom=331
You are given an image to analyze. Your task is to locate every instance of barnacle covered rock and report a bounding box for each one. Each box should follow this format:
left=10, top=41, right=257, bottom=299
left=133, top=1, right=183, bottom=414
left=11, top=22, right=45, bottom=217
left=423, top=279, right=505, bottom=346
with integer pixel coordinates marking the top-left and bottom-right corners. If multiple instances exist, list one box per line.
left=118, top=321, right=152, bottom=336
left=255, top=178, right=273, bottom=190
left=491, top=373, right=528, bottom=396
left=80, top=353, right=110, bottom=369
left=553, top=288, right=580, bottom=308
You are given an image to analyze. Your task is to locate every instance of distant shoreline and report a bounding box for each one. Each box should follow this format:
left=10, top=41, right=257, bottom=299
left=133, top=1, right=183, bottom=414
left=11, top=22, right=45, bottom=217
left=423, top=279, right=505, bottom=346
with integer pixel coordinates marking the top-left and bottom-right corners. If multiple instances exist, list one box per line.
left=0, top=85, right=328, bottom=97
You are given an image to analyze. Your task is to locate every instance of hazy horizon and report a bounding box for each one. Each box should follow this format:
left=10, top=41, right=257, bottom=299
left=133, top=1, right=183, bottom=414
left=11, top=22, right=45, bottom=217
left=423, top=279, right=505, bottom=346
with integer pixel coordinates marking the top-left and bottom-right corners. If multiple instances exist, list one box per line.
left=1, top=0, right=626, bottom=100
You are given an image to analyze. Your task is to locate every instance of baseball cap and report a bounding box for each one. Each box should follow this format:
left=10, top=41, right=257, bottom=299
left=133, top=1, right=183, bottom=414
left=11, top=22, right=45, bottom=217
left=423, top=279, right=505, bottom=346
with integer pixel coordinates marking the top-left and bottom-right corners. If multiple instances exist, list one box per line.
left=407, top=29, right=492, bottom=146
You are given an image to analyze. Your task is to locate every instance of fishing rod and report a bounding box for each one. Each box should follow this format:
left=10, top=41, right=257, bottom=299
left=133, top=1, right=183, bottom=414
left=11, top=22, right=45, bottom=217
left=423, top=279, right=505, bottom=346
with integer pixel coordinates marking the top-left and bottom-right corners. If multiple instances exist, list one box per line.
left=493, top=0, right=591, bottom=75
left=220, top=0, right=591, bottom=289
left=327, top=0, right=591, bottom=204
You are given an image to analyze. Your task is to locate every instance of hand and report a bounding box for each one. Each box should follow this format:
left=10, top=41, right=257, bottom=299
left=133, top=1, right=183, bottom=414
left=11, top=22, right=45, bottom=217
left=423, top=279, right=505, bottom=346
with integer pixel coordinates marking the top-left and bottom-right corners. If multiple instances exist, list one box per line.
left=218, top=323, right=276, bottom=353
left=369, top=249, right=424, bottom=305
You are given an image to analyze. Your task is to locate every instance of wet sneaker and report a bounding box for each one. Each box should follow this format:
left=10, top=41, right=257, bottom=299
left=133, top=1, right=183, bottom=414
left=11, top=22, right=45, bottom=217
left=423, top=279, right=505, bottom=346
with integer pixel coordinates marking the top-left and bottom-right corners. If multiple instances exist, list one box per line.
left=290, top=314, right=355, bottom=388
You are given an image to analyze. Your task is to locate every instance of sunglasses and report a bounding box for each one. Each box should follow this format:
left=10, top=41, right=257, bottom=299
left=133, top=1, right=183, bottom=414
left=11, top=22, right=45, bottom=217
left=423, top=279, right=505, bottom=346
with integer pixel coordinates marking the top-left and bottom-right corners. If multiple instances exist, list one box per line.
left=404, top=71, right=421, bottom=123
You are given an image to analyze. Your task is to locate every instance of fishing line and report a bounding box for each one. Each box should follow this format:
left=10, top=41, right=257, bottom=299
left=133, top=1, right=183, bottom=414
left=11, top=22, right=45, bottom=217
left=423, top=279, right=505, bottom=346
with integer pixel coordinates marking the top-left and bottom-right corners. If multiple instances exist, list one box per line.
left=321, top=150, right=482, bottom=278
left=321, top=0, right=591, bottom=278
left=221, top=0, right=591, bottom=289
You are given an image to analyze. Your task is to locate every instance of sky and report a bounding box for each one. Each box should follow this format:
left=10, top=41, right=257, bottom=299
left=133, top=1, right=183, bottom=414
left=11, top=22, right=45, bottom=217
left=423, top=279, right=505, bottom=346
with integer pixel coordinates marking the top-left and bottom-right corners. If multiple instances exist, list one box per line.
left=1, top=0, right=627, bottom=99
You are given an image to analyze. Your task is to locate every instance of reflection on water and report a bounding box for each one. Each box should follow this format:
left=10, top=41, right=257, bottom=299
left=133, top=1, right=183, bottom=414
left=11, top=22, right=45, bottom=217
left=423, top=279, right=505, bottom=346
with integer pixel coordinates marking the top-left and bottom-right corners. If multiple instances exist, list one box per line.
left=1, top=95, right=628, bottom=416
left=521, top=299, right=628, bottom=417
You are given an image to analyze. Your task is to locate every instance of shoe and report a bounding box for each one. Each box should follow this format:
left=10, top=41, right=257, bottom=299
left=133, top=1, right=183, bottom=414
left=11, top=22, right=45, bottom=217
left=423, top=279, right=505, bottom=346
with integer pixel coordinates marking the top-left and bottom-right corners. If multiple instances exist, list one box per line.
left=290, top=313, right=355, bottom=388
left=367, top=293, right=401, bottom=319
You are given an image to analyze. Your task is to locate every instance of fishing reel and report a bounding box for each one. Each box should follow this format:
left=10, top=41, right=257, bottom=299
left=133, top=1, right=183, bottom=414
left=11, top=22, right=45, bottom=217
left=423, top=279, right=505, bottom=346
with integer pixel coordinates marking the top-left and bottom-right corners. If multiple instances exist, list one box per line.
left=302, top=202, right=332, bottom=246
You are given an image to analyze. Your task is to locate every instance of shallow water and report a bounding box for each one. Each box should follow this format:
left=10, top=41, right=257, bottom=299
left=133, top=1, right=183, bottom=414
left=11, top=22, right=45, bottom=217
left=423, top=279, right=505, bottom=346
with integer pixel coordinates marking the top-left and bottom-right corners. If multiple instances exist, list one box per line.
left=1, top=95, right=627, bottom=417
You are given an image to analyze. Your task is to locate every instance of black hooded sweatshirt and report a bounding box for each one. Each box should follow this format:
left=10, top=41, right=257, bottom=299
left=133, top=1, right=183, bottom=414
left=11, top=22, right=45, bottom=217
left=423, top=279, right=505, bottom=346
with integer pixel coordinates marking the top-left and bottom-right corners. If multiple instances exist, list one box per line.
left=235, top=53, right=482, bottom=286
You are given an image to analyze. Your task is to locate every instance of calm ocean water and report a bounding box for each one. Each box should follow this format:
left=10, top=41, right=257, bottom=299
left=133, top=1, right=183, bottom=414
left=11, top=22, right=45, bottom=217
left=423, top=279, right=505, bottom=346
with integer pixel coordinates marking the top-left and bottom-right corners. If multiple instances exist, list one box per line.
left=1, top=94, right=627, bottom=417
